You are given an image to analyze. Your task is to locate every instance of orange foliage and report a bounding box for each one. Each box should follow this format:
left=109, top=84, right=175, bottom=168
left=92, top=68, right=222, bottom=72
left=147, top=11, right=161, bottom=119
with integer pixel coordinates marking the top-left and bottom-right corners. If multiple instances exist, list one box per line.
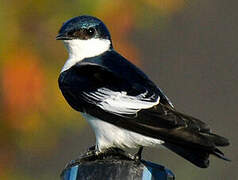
left=2, top=50, right=45, bottom=129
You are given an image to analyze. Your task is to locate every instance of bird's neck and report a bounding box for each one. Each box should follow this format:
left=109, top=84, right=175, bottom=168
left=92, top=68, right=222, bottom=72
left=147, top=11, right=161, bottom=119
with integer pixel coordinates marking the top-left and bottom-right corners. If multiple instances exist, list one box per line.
left=61, top=39, right=111, bottom=72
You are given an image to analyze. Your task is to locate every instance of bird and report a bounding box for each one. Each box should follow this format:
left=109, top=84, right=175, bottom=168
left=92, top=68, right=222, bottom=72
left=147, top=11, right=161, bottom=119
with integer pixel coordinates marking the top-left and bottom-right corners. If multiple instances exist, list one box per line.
left=56, top=15, right=230, bottom=168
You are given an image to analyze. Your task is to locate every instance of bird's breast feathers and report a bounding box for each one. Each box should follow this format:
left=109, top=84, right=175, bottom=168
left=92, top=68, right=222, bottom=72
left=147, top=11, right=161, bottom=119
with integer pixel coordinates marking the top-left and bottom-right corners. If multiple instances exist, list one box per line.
left=82, top=113, right=164, bottom=151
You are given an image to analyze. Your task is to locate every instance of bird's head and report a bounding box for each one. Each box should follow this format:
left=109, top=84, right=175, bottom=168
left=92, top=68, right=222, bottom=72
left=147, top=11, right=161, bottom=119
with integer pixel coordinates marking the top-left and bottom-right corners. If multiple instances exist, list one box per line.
left=56, top=15, right=112, bottom=61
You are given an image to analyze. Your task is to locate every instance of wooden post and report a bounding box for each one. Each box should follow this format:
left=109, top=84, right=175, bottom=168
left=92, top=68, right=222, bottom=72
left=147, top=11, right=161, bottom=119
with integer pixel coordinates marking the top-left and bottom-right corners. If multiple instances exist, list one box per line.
left=61, top=154, right=175, bottom=180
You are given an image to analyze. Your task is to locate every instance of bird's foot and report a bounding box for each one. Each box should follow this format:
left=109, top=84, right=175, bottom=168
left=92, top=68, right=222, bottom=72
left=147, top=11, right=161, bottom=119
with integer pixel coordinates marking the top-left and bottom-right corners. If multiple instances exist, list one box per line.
left=104, top=147, right=134, bottom=160
left=79, top=146, right=135, bottom=162
left=60, top=146, right=99, bottom=175
left=78, top=145, right=101, bottom=162
left=62, top=146, right=141, bottom=173
left=133, top=147, right=143, bottom=162
left=64, top=146, right=138, bottom=169
left=62, top=146, right=98, bottom=169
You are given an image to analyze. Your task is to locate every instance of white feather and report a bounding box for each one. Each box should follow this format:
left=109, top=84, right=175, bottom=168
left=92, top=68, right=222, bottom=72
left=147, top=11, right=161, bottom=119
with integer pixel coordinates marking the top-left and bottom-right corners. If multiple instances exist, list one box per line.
left=82, top=113, right=164, bottom=151
left=82, top=88, right=160, bottom=116
left=61, top=38, right=111, bottom=72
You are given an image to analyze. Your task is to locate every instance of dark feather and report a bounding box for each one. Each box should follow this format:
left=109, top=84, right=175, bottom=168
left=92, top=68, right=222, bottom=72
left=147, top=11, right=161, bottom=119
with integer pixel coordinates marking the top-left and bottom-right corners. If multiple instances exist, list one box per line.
left=59, top=50, right=230, bottom=168
left=163, top=142, right=210, bottom=168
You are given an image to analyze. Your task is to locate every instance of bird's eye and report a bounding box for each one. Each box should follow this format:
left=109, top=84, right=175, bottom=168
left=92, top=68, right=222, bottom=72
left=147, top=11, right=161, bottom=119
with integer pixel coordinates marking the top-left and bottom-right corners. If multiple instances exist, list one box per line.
left=85, top=28, right=95, bottom=37
left=67, top=28, right=95, bottom=40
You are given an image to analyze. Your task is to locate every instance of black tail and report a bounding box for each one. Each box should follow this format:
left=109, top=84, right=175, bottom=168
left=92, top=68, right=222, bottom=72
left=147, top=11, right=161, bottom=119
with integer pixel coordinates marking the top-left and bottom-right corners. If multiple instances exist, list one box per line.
left=163, top=142, right=230, bottom=168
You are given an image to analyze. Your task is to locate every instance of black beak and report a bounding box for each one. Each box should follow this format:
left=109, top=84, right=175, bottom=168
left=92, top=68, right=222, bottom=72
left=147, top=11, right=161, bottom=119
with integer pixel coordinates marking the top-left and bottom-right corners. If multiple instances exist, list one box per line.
left=56, top=33, right=72, bottom=40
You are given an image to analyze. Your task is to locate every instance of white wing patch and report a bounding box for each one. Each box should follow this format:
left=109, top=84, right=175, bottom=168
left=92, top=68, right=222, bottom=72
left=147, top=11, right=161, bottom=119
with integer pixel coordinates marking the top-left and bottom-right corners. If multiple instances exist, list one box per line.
left=82, top=88, right=160, bottom=115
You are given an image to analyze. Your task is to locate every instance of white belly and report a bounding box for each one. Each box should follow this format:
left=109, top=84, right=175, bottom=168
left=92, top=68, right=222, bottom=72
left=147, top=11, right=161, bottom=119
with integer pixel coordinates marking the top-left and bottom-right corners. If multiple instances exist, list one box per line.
left=82, top=113, right=164, bottom=151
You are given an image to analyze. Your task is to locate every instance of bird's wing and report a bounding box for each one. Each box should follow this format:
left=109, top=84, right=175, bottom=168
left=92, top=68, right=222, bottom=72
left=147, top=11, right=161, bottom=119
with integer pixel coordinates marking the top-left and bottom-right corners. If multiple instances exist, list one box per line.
left=59, top=50, right=229, bottom=167
left=59, top=50, right=175, bottom=123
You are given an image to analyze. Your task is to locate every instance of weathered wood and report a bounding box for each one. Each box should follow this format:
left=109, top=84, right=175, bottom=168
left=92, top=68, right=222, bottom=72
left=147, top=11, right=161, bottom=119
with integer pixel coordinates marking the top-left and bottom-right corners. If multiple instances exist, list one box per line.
left=61, top=155, right=175, bottom=180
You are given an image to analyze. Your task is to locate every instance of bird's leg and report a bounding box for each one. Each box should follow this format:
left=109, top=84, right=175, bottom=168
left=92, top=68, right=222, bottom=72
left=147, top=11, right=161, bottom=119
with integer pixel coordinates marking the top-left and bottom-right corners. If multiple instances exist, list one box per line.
left=68, top=146, right=136, bottom=165
left=78, top=145, right=101, bottom=162
left=61, top=145, right=99, bottom=174
left=83, top=146, right=135, bottom=161
left=84, top=145, right=98, bottom=156
left=62, top=146, right=137, bottom=174
left=88, top=145, right=96, bottom=151
left=134, top=147, right=143, bottom=161
left=103, top=147, right=134, bottom=160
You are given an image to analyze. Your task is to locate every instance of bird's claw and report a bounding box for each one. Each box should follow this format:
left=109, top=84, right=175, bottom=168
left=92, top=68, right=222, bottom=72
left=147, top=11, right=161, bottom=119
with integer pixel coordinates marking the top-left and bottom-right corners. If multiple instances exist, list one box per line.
left=81, top=146, right=135, bottom=162
left=133, top=147, right=143, bottom=162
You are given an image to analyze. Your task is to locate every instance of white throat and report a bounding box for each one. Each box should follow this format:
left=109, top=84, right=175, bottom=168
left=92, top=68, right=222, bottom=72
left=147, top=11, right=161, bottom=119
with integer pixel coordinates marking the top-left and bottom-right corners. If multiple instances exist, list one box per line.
left=61, top=38, right=111, bottom=72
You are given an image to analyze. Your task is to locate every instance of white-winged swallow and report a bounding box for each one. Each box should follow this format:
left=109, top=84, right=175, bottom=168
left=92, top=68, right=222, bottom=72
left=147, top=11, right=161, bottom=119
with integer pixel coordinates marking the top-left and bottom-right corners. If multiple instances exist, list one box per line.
left=56, top=15, right=230, bottom=168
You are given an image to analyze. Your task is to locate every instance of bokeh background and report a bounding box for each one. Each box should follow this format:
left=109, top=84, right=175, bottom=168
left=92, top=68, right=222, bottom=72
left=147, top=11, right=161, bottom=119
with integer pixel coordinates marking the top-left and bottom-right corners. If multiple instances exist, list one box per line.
left=1, top=0, right=237, bottom=179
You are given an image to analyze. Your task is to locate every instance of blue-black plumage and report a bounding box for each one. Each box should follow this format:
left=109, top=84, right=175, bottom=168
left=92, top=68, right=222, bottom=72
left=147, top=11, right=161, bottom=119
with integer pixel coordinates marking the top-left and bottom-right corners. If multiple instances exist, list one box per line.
left=57, top=15, right=230, bottom=168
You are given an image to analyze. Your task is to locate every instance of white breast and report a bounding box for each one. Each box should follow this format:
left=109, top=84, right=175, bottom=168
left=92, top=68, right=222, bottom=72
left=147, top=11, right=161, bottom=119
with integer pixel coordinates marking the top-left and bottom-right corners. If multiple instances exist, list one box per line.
left=82, top=113, right=164, bottom=151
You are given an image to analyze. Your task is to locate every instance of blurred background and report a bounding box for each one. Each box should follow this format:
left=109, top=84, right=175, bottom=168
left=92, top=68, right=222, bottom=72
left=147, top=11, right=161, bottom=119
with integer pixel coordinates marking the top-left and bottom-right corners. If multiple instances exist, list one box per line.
left=0, top=0, right=237, bottom=179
